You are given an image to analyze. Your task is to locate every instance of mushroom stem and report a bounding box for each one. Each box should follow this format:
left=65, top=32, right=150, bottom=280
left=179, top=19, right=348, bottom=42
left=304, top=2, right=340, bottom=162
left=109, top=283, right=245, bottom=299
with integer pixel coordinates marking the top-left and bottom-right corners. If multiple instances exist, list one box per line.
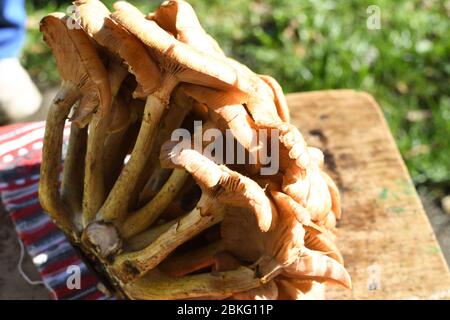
left=82, top=114, right=109, bottom=226
left=123, top=267, right=261, bottom=300
left=111, top=194, right=225, bottom=283
left=232, top=281, right=279, bottom=300
left=61, top=123, right=87, bottom=231
left=159, top=241, right=238, bottom=277
left=125, top=220, right=176, bottom=252
left=133, top=95, right=192, bottom=207
left=39, top=81, right=80, bottom=241
left=120, top=168, right=189, bottom=239
left=82, top=64, right=128, bottom=226
left=103, top=125, right=131, bottom=193
left=98, top=74, right=179, bottom=223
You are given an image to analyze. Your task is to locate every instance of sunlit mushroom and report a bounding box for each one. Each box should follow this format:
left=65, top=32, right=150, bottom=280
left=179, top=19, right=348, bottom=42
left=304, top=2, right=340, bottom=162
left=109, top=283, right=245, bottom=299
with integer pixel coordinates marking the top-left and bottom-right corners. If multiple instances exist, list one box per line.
left=151, top=0, right=225, bottom=57
left=38, top=0, right=350, bottom=300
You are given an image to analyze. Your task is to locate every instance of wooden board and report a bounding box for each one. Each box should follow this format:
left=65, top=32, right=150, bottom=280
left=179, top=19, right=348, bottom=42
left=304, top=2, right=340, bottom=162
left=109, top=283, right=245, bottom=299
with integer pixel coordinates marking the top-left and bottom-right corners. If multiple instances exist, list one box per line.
left=287, top=90, right=450, bottom=300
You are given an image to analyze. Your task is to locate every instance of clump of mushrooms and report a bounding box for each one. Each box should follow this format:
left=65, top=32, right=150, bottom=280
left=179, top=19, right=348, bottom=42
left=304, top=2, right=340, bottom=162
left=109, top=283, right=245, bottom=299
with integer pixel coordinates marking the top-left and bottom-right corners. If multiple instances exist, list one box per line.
left=39, top=0, right=351, bottom=300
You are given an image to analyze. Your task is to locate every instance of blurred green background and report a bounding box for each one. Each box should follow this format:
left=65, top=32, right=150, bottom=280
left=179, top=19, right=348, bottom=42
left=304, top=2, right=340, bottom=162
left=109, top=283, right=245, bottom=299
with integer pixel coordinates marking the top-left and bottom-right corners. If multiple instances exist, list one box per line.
left=24, top=0, right=450, bottom=198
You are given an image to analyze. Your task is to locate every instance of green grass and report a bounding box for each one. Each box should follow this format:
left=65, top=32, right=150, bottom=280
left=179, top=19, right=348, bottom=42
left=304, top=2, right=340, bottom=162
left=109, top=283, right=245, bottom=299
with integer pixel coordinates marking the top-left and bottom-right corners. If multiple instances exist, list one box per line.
left=23, top=0, right=450, bottom=193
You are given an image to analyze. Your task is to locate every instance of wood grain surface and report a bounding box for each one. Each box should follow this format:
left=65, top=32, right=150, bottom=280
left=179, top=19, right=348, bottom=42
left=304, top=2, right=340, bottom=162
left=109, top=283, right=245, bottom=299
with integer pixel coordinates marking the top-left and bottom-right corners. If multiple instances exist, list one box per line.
left=287, top=90, right=450, bottom=299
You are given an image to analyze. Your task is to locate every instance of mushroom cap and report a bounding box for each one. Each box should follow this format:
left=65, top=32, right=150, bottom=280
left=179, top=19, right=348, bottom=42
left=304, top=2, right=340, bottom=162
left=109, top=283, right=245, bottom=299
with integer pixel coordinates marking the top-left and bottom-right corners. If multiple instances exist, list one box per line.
left=152, top=0, right=281, bottom=127
left=113, top=1, right=145, bottom=16
left=113, top=2, right=282, bottom=126
left=152, top=1, right=285, bottom=128
left=160, top=145, right=273, bottom=232
left=179, top=83, right=257, bottom=150
left=283, top=248, right=352, bottom=289
left=276, top=123, right=336, bottom=223
left=152, top=0, right=225, bottom=56
left=220, top=188, right=305, bottom=272
left=180, top=83, right=247, bottom=108
left=111, top=4, right=252, bottom=92
left=283, top=166, right=333, bottom=223
left=225, top=58, right=282, bottom=125
left=40, top=13, right=111, bottom=119
left=73, top=0, right=110, bottom=36
left=270, top=190, right=312, bottom=226
left=259, top=75, right=290, bottom=123
left=74, top=0, right=160, bottom=97
left=321, top=171, right=342, bottom=220
left=304, top=230, right=344, bottom=264
left=258, top=197, right=306, bottom=271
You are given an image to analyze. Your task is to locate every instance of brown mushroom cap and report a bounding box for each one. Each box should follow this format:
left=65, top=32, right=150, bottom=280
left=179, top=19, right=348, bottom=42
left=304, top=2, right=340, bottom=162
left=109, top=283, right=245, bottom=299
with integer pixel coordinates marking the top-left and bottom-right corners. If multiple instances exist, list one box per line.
left=276, top=123, right=337, bottom=223
left=152, top=0, right=225, bottom=56
left=256, top=202, right=305, bottom=280
left=160, top=144, right=274, bottom=232
left=151, top=1, right=282, bottom=127
left=40, top=13, right=111, bottom=120
left=225, top=58, right=282, bottom=125
left=113, top=2, right=283, bottom=129
left=283, top=248, right=352, bottom=289
left=304, top=230, right=344, bottom=264
left=220, top=196, right=305, bottom=282
left=222, top=183, right=346, bottom=283
left=259, top=74, right=290, bottom=123
left=111, top=4, right=252, bottom=93
left=73, top=0, right=110, bottom=36
left=74, top=0, right=160, bottom=97
left=113, top=1, right=145, bottom=16
left=179, top=83, right=257, bottom=151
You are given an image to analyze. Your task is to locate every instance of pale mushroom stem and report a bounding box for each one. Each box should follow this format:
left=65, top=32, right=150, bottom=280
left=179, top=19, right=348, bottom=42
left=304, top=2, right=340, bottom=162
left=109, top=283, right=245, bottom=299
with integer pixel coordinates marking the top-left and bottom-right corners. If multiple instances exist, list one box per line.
left=82, top=67, right=128, bottom=226
left=103, top=125, right=131, bottom=193
left=111, top=194, right=225, bottom=283
left=82, top=115, right=109, bottom=226
left=120, top=168, right=189, bottom=239
left=39, top=81, right=81, bottom=241
left=125, top=219, right=176, bottom=252
left=159, top=241, right=230, bottom=277
left=61, top=123, right=87, bottom=231
left=123, top=267, right=261, bottom=300
left=98, top=74, right=179, bottom=223
left=132, top=98, right=192, bottom=208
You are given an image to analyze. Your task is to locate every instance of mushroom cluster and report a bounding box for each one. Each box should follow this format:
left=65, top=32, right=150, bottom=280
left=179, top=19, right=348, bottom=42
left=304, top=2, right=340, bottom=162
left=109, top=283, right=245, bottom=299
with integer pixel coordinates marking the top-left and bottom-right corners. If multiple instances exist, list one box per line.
left=39, top=0, right=351, bottom=300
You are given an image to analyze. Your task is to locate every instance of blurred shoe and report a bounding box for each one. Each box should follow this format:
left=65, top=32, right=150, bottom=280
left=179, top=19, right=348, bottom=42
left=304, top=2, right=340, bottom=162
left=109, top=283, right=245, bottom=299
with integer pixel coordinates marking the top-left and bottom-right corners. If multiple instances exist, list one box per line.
left=0, top=58, right=42, bottom=123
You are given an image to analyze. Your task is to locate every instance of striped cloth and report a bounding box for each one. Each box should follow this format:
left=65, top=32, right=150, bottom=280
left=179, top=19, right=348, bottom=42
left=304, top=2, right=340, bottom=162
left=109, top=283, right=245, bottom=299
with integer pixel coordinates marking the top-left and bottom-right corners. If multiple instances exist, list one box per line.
left=0, top=122, right=110, bottom=300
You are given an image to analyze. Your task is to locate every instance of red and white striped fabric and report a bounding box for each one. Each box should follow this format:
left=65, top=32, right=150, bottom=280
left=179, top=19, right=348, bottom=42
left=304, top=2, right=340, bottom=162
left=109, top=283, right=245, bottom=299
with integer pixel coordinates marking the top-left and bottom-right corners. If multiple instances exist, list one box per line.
left=0, top=122, right=111, bottom=300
